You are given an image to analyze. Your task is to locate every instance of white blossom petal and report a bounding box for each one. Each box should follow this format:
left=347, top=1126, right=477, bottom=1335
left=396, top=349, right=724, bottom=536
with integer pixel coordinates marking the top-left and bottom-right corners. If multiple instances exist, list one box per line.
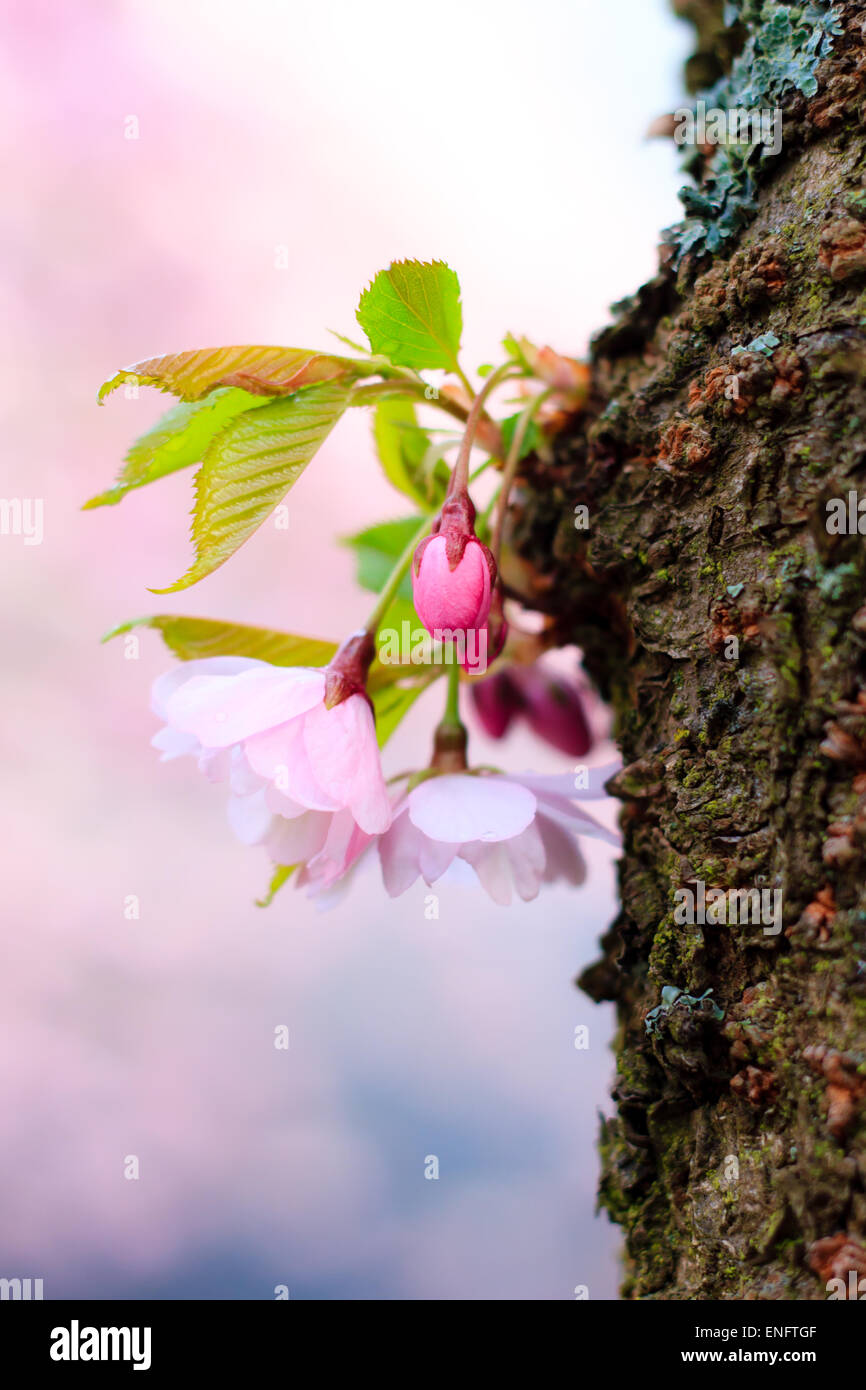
left=537, top=813, right=586, bottom=886
left=378, top=811, right=426, bottom=897
left=151, top=726, right=199, bottom=761
left=166, top=665, right=325, bottom=748
left=151, top=657, right=268, bottom=721
left=265, top=810, right=332, bottom=866
left=227, top=788, right=273, bottom=846
left=504, top=819, right=546, bottom=901
left=459, top=841, right=513, bottom=905
left=408, top=774, right=536, bottom=844
left=512, top=762, right=621, bottom=801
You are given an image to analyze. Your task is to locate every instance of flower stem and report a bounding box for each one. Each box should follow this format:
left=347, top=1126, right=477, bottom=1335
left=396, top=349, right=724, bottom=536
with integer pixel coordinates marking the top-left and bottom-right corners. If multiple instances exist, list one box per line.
left=451, top=360, right=476, bottom=402
left=431, top=661, right=468, bottom=771
left=489, top=389, right=552, bottom=565
left=444, top=659, right=461, bottom=726
left=449, top=362, right=520, bottom=496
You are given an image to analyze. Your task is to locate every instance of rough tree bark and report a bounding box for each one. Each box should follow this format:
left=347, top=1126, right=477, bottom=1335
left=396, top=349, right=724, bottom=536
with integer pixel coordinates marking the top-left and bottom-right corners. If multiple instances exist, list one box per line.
left=512, top=0, right=866, bottom=1299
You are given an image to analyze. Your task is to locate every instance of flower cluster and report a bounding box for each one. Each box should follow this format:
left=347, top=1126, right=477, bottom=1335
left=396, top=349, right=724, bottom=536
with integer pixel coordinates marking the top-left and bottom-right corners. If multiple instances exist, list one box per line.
left=153, top=643, right=618, bottom=906
left=94, top=260, right=613, bottom=909
left=152, top=478, right=616, bottom=908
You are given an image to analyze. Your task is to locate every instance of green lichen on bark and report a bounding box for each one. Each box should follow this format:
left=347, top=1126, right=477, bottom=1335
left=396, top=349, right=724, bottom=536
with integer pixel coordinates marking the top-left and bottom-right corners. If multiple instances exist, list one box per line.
left=667, top=0, right=845, bottom=261
left=510, top=0, right=866, bottom=1298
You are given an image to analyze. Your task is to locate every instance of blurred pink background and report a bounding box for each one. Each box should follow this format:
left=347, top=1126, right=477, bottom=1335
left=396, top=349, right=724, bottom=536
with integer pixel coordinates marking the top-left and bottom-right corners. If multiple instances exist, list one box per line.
left=1, top=0, right=687, bottom=1298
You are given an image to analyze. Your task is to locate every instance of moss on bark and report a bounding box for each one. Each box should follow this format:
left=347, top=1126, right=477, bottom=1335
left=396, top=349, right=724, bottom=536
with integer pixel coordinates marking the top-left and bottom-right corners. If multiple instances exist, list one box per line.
left=512, top=0, right=866, bottom=1298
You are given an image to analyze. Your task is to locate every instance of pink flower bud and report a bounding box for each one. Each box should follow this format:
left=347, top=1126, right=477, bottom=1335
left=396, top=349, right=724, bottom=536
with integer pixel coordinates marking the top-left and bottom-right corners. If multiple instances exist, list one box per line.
left=413, top=491, right=495, bottom=637
left=469, top=662, right=592, bottom=756
left=513, top=336, right=590, bottom=401
left=470, top=669, right=521, bottom=739
left=518, top=667, right=591, bottom=757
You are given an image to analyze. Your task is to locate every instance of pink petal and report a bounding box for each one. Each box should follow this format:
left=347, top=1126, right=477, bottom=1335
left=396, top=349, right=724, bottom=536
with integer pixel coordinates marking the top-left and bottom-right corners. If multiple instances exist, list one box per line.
left=418, top=836, right=459, bottom=884
left=166, top=666, right=324, bottom=748
left=504, top=819, right=546, bottom=901
left=301, top=811, right=371, bottom=892
left=514, top=763, right=621, bottom=801
left=227, top=788, right=273, bottom=845
left=265, top=810, right=331, bottom=866
left=299, top=830, right=375, bottom=907
left=264, top=784, right=312, bottom=820
left=151, top=726, right=199, bottom=761
left=523, top=791, right=619, bottom=846
left=408, top=773, right=536, bottom=844
left=228, top=748, right=266, bottom=796
left=537, top=813, right=586, bottom=886
left=378, top=811, right=426, bottom=897
left=458, top=841, right=513, bottom=905
left=245, top=717, right=341, bottom=812
left=151, top=656, right=266, bottom=721
left=197, top=746, right=233, bottom=782
left=302, top=696, right=391, bottom=834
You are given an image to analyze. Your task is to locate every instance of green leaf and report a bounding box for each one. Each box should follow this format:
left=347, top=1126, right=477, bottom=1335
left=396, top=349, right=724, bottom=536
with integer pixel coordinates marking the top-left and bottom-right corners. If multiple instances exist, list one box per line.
left=327, top=328, right=370, bottom=354
left=342, top=515, right=425, bottom=599
left=356, top=260, right=462, bottom=370
left=372, top=399, right=449, bottom=508
left=103, top=614, right=337, bottom=667
left=500, top=411, right=544, bottom=463
left=256, top=864, right=295, bottom=907
left=84, top=388, right=270, bottom=509
left=502, top=333, right=530, bottom=370
left=153, top=383, right=348, bottom=593
left=371, top=680, right=426, bottom=748
left=98, top=345, right=364, bottom=404
left=347, top=381, right=424, bottom=409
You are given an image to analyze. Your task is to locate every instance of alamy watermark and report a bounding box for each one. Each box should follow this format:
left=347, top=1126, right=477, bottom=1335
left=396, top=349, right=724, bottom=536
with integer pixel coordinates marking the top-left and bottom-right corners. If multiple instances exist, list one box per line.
left=50, top=1321, right=151, bottom=1371
left=826, top=491, right=866, bottom=534
left=378, top=621, right=489, bottom=675
left=0, top=497, right=43, bottom=545
left=0, top=1276, right=43, bottom=1299
left=674, top=881, right=782, bottom=936
left=674, top=99, right=782, bottom=156
left=827, top=1270, right=866, bottom=1299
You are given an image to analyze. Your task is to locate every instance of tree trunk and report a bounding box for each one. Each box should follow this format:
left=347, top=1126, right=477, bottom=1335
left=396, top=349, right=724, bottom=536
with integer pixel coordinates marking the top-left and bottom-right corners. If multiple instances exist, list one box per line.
left=513, top=0, right=866, bottom=1299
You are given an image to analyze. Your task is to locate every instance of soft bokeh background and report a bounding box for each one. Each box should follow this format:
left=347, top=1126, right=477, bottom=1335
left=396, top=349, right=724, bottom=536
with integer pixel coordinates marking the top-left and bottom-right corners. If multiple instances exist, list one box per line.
left=1, top=0, right=688, bottom=1299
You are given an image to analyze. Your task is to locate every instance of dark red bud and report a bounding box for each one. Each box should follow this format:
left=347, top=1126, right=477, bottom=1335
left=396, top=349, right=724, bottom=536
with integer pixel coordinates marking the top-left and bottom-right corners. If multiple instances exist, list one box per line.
left=470, top=669, right=521, bottom=739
